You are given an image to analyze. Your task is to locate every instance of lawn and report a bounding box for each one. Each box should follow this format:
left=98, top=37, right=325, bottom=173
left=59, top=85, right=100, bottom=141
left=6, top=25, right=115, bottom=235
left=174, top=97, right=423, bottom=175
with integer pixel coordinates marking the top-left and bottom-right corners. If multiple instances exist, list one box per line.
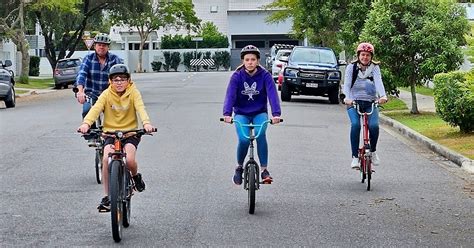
left=16, top=78, right=54, bottom=89
left=383, top=111, right=474, bottom=159
left=399, top=85, right=434, bottom=96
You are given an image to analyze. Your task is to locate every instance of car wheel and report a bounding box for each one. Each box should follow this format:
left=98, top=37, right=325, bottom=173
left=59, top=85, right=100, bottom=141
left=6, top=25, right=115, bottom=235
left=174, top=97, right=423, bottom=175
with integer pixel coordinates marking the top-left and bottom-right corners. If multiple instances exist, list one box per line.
left=328, top=87, right=339, bottom=104
left=63, top=83, right=68, bottom=89
left=281, top=82, right=292, bottom=102
left=5, top=87, right=15, bottom=108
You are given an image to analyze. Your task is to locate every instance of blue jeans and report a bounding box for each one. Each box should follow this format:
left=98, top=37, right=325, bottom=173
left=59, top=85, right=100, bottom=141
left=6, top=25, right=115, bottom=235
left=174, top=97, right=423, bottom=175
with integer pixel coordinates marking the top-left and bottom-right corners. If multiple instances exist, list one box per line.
left=234, top=113, right=269, bottom=167
left=82, top=96, right=97, bottom=129
left=347, top=101, right=379, bottom=157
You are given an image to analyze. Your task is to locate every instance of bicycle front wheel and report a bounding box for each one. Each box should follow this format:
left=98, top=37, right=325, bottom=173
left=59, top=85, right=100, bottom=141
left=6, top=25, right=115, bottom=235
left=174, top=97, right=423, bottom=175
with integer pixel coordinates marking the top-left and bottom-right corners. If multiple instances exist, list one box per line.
left=95, top=148, right=103, bottom=184
left=122, top=171, right=132, bottom=228
left=109, top=160, right=124, bottom=242
left=366, top=158, right=372, bottom=191
left=247, top=164, right=256, bottom=214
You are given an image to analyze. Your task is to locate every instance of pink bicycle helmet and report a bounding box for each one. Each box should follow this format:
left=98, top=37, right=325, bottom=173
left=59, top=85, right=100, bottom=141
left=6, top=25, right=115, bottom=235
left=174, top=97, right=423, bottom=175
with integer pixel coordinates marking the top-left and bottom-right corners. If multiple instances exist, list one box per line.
left=356, top=42, right=374, bottom=55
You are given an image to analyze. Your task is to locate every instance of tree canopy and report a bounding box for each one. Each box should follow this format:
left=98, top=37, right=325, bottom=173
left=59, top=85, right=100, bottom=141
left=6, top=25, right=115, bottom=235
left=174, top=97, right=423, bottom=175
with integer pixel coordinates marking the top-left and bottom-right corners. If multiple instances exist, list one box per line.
left=360, top=0, right=469, bottom=113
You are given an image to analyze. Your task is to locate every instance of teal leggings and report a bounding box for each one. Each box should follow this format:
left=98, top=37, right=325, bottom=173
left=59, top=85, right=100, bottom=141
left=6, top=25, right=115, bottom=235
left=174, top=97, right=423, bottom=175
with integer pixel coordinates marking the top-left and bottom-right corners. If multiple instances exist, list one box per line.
left=234, top=113, right=269, bottom=167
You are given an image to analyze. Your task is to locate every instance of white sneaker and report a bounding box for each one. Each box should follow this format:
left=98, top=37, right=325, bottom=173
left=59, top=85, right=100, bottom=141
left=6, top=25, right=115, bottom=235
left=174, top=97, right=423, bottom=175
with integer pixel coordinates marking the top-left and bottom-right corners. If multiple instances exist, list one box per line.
left=351, top=157, right=359, bottom=169
left=372, top=152, right=380, bottom=166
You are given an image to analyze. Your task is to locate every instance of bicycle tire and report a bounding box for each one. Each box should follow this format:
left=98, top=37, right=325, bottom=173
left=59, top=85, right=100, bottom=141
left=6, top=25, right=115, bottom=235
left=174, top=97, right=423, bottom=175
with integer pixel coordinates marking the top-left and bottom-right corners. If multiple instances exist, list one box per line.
left=248, top=164, right=256, bottom=214
left=109, top=160, right=123, bottom=242
left=95, top=149, right=103, bottom=184
left=123, top=171, right=132, bottom=228
left=366, top=157, right=372, bottom=191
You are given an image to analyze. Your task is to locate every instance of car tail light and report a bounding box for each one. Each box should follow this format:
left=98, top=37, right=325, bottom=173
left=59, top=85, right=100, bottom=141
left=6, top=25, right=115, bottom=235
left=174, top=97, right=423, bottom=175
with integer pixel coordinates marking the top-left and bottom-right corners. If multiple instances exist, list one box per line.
left=54, top=69, right=60, bottom=76
left=277, top=64, right=282, bottom=68
left=277, top=72, right=283, bottom=85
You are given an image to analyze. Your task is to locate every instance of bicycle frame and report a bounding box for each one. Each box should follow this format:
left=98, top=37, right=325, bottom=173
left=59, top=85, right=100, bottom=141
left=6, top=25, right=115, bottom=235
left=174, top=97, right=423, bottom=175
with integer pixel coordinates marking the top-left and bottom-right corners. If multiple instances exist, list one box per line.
left=354, top=102, right=377, bottom=191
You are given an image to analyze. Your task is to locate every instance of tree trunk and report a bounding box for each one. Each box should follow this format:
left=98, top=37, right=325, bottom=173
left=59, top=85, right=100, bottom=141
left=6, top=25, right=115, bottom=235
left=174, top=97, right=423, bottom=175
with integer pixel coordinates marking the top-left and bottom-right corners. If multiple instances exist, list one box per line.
left=138, top=39, right=144, bottom=73
left=410, top=82, right=419, bottom=114
left=19, top=36, right=30, bottom=81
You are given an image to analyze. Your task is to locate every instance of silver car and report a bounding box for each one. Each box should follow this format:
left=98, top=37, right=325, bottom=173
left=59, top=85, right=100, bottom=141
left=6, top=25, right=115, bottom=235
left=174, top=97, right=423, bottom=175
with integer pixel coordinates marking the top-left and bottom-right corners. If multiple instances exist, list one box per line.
left=54, top=58, right=81, bottom=89
left=0, top=60, right=15, bottom=108
left=271, top=49, right=292, bottom=82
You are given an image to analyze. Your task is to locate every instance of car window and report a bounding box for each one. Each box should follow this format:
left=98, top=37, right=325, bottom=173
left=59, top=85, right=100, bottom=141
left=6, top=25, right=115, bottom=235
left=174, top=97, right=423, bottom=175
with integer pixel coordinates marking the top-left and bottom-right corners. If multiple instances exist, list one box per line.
left=291, top=48, right=337, bottom=64
left=0, top=74, right=10, bottom=81
left=57, top=59, right=81, bottom=69
left=275, top=50, right=291, bottom=60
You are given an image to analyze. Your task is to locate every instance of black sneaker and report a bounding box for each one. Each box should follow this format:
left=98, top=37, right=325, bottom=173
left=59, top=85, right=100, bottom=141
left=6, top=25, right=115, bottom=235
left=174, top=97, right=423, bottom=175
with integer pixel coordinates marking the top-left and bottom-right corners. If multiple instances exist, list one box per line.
left=261, top=169, right=273, bottom=184
left=233, top=167, right=244, bottom=185
left=133, top=173, right=146, bottom=192
left=97, top=196, right=110, bottom=212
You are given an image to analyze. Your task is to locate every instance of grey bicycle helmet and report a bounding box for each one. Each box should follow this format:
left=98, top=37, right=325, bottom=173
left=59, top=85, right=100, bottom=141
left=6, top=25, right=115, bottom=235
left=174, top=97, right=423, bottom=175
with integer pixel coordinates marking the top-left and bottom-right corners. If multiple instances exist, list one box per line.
left=240, top=45, right=260, bottom=59
left=108, top=64, right=130, bottom=79
left=93, top=33, right=111, bottom=44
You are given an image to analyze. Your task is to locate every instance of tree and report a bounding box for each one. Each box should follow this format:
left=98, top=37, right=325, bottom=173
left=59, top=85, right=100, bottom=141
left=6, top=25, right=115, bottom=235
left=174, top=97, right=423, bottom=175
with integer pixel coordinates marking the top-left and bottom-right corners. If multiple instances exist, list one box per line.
left=199, top=21, right=229, bottom=48
left=33, top=0, right=113, bottom=73
left=1, top=0, right=30, bottom=83
left=110, top=0, right=200, bottom=72
left=360, top=0, right=469, bottom=114
left=265, top=0, right=372, bottom=54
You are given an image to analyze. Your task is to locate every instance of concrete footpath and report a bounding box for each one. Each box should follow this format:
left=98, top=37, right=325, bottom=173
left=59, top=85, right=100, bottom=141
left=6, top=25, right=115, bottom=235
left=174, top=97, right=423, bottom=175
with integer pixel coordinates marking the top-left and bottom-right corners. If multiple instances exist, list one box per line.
left=380, top=90, right=473, bottom=173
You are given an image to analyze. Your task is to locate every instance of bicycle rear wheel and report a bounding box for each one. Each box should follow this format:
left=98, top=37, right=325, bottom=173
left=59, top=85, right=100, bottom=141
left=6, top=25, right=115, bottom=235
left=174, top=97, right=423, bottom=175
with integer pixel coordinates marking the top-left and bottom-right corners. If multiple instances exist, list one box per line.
left=122, top=171, right=132, bottom=228
left=247, top=164, right=256, bottom=214
left=109, top=160, right=124, bottom=242
left=95, top=148, right=103, bottom=184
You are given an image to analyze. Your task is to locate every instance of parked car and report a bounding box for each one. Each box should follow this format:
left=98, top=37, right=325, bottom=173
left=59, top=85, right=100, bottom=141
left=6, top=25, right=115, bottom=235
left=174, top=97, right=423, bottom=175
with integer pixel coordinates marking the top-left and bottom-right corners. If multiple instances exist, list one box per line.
left=54, top=58, right=82, bottom=89
left=0, top=60, right=15, bottom=108
left=265, top=44, right=295, bottom=70
left=271, top=49, right=292, bottom=82
left=279, top=46, right=346, bottom=104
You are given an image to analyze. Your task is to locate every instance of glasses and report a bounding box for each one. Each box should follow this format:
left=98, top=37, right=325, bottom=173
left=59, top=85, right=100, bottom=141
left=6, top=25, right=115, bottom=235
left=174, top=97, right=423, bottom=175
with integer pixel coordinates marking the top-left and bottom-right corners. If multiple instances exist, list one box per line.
left=111, top=78, right=128, bottom=84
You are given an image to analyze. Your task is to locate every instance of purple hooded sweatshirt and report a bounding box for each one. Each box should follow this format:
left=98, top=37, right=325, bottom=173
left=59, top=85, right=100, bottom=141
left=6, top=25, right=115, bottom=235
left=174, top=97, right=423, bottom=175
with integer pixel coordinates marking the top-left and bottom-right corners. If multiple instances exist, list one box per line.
left=223, top=65, right=281, bottom=117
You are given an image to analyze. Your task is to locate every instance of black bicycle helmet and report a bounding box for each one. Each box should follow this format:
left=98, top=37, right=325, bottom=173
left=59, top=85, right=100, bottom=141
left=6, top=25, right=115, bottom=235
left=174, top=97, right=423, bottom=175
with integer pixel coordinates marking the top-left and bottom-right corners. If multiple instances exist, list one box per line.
left=108, top=64, right=130, bottom=79
left=240, top=45, right=260, bottom=59
left=93, top=33, right=111, bottom=44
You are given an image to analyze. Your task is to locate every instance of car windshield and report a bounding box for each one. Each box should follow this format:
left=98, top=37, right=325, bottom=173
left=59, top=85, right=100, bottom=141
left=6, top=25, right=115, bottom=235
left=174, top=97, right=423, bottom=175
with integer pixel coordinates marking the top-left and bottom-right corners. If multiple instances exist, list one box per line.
left=291, top=48, right=337, bottom=64
left=57, top=59, right=81, bottom=69
left=276, top=50, right=291, bottom=60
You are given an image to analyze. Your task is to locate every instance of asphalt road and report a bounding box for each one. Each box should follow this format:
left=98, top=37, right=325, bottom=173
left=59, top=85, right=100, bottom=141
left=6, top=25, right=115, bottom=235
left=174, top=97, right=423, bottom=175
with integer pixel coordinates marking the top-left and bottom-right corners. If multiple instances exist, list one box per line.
left=0, top=71, right=472, bottom=247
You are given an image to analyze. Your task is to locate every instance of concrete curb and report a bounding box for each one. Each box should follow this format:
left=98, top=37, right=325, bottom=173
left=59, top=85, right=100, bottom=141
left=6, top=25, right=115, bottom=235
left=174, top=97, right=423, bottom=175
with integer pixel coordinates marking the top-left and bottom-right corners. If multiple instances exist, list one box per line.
left=380, top=114, right=474, bottom=174
left=16, top=88, right=56, bottom=97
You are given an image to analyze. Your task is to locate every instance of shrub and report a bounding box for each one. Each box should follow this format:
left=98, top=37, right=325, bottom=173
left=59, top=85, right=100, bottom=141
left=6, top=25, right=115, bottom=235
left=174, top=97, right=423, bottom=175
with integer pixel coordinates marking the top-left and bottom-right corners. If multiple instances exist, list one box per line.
left=163, top=51, right=171, bottom=72
left=29, top=56, right=40, bottom=76
left=221, top=51, right=231, bottom=70
left=170, top=52, right=181, bottom=72
left=183, top=52, right=194, bottom=71
left=151, top=61, right=162, bottom=72
left=433, top=71, right=474, bottom=133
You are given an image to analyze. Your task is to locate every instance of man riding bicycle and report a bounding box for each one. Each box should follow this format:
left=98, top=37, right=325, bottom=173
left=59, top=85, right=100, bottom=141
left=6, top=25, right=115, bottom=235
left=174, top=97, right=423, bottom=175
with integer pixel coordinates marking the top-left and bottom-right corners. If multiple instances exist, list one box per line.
left=75, top=33, right=123, bottom=146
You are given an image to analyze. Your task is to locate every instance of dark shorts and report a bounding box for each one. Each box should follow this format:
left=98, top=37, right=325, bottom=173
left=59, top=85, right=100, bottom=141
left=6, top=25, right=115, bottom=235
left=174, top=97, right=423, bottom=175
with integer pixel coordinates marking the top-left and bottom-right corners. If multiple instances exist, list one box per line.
left=103, top=135, right=140, bottom=149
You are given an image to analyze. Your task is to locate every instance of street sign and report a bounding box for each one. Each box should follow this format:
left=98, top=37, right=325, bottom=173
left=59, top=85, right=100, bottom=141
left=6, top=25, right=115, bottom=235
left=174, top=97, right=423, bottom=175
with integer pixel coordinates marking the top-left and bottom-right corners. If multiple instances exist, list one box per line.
left=84, top=39, right=94, bottom=50
left=191, top=37, right=203, bottom=41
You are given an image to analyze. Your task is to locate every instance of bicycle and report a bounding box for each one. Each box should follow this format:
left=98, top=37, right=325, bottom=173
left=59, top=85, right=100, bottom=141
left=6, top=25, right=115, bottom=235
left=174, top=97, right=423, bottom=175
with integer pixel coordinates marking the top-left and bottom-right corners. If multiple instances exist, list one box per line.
left=82, top=128, right=155, bottom=242
left=220, top=118, right=283, bottom=214
left=73, top=87, right=104, bottom=184
left=353, top=102, right=378, bottom=191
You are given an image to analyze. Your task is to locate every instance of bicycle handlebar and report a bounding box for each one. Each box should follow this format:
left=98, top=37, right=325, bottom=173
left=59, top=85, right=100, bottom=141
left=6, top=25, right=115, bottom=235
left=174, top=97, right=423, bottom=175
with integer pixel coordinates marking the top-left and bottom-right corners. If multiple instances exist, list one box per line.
left=78, top=128, right=157, bottom=139
left=353, top=102, right=378, bottom=116
left=219, top=117, right=283, bottom=140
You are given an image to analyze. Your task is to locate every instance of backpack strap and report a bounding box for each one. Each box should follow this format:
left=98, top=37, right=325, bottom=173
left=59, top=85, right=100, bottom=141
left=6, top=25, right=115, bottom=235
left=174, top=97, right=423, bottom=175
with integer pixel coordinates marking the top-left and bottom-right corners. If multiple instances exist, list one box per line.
left=351, top=62, right=358, bottom=88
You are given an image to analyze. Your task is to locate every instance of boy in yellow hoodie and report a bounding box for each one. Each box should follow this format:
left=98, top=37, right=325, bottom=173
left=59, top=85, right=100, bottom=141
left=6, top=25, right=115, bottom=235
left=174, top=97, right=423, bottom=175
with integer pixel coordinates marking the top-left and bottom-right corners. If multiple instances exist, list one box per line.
left=78, top=64, right=155, bottom=212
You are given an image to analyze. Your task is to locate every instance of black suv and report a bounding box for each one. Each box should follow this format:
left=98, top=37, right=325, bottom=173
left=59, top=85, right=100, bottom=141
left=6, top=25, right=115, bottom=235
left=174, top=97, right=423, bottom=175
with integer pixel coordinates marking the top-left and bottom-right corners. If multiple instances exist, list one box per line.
left=0, top=60, right=15, bottom=108
left=280, top=46, right=345, bottom=104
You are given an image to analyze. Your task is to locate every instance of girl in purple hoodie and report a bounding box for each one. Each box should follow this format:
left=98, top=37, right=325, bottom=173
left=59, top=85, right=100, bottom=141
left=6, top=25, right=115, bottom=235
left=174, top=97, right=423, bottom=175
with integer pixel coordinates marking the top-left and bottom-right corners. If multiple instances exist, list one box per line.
left=223, top=45, right=282, bottom=185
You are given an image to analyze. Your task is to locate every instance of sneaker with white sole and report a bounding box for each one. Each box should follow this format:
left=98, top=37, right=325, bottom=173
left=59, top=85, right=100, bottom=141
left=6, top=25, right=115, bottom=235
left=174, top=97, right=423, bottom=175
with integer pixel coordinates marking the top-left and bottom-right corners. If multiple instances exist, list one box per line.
left=372, top=152, right=380, bottom=166
left=351, top=157, right=359, bottom=169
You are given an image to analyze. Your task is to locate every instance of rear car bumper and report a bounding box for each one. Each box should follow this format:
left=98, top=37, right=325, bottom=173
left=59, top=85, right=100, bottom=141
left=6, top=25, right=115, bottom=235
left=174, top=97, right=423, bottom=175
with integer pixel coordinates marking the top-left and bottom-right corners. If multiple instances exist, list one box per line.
left=54, top=74, right=77, bottom=85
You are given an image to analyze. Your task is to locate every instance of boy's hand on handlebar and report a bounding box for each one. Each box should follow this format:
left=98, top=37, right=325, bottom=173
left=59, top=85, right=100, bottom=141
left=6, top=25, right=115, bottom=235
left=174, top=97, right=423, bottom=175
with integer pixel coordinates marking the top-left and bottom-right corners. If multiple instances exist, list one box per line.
left=77, top=123, right=90, bottom=134
left=378, top=96, right=388, bottom=104
left=223, top=116, right=233, bottom=123
left=143, top=123, right=156, bottom=133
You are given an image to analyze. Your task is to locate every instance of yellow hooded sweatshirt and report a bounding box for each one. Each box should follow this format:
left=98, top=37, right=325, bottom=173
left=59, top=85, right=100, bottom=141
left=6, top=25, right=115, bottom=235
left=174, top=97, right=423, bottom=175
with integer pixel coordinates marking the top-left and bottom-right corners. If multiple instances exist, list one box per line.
left=83, top=82, right=151, bottom=132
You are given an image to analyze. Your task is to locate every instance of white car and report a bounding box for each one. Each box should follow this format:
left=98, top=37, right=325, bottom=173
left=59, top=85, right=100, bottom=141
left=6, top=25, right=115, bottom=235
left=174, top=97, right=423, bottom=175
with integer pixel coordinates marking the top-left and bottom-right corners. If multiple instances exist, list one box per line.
left=271, top=49, right=292, bottom=82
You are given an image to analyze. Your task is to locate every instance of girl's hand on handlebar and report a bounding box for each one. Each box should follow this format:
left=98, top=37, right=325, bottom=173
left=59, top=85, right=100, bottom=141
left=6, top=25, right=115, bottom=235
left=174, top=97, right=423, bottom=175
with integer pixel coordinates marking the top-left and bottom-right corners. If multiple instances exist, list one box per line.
left=143, top=123, right=156, bottom=133
left=223, top=116, right=233, bottom=123
left=378, top=96, right=388, bottom=104
left=77, top=123, right=90, bottom=134
left=271, top=116, right=281, bottom=124
left=344, top=99, right=354, bottom=106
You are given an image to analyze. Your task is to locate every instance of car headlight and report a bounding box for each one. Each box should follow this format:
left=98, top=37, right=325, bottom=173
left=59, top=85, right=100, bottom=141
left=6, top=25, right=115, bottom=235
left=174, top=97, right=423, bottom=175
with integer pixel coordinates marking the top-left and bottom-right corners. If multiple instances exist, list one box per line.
left=285, top=68, right=298, bottom=77
left=327, top=71, right=340, bottom=80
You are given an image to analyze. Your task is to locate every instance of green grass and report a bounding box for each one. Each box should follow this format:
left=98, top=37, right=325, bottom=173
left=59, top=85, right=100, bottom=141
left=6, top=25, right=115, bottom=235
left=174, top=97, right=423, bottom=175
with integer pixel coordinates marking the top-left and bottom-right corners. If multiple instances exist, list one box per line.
left=16, top=78, right=54, bottom=89
left=15, top=89, right=29, bottom=94
left=399, top=86, right=434, bottom=96
left=384, top=111, right=474, bottom=159
left=380, top=96, right=408, bottom=111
